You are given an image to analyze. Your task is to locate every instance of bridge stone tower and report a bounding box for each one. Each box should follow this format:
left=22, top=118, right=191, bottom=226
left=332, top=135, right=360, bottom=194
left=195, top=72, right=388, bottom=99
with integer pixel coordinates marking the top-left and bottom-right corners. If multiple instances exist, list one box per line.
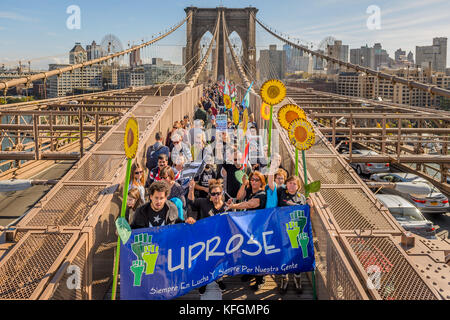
left=184, top=6, right=258, bottom=82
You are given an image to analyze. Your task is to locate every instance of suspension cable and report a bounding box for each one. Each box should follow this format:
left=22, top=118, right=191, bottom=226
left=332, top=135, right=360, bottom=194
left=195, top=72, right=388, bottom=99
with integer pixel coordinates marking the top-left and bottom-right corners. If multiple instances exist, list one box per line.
left=0, top=12, right=193, bottom=92
left=184, top=12, right=221, bottom=90
left=252, top=12, right=450, bottom=99
left=166, top=49, right=204, bottom=96
left=222, top=11, right=253, bottom=91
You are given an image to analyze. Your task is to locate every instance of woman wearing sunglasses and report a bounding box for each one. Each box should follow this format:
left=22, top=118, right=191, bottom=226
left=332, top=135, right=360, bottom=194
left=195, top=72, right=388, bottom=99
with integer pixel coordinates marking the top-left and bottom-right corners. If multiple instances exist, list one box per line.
left=130, top=162, right=146, bottom=202
left=186, top=178, right=228, bottom=294
left=226, top=171, right=267, bottom=292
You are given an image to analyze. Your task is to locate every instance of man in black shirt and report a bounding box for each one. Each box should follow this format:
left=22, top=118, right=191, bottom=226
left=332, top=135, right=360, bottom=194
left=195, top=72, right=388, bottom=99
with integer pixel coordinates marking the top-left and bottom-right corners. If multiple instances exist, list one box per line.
left=130, top=181, right=180, bottom=229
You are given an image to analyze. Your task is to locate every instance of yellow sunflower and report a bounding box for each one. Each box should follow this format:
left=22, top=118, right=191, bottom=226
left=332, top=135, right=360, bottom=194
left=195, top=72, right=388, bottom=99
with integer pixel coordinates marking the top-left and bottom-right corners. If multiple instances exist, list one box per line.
left=233, top=105, right=240, bottom=125
left=260, top=79, right=286, bottom=106
left=288, top=118, right=315, bottom=151
left=277, top=104, right=306, bottom=130
left=260, top=102, right=271, bottom=121
left=223, top=94, right=232, bottom=110
left=243, top=108, right=249, bottom=135
left=124, top=117, right=139, bottom=159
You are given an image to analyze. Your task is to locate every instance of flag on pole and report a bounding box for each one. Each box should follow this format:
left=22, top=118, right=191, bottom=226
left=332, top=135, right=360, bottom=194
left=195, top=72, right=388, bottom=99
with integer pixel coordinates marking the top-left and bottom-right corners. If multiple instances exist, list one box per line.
left=242, top=82, right=253, bottom=109
left=240, top=142, right=250, bottom=168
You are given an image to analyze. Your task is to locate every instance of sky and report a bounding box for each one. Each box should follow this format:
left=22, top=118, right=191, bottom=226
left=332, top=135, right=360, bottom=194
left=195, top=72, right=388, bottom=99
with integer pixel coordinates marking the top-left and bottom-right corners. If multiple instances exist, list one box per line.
left=0, top=0, right=449, bottom=70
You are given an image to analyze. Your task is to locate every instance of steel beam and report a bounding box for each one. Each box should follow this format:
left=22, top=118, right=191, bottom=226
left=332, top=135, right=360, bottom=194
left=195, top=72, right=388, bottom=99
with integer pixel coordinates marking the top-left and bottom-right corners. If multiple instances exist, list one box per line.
left=343, top=155, right=450, bottom=163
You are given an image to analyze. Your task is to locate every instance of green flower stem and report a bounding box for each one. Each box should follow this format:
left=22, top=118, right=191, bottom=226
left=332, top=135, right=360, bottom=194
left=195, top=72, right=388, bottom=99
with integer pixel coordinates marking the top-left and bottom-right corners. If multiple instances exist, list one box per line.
left=111, top=158, right=133, bottom=300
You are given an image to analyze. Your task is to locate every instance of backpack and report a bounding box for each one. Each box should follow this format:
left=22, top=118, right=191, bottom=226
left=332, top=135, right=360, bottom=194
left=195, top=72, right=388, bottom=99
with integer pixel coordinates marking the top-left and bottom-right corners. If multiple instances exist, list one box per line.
left=146, top=143, right=166, bottom=171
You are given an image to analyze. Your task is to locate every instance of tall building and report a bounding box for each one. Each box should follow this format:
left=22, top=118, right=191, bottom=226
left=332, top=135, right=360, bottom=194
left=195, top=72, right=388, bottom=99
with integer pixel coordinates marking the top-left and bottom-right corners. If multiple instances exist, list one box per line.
left=313, top=50, right=325, bottom=71
left=416, top=37, right=447, bottom=72
left=337, top=68, right=450, bottom=108
left=283, top=44, right=304, bottom=73
left=118, top=67, right=145, bottom=88
left=258, top=44, right=286, bottom=80
left=143, top=58, right=185, bottom=85
left=350, top=45, right=375, bottom=69
left=47, top=64, right=102, bottom=97
left=298, top=55, right=313, bottom=73
left=102, top=64, right=119, bottom=89
left=326, top=40, right=349, bottom=74
left=86, top=41, right=103, bottom=61
left=407, top=51, right=414, bottom=64
left=69, top=43, right=87, bottom=64
left=48, top=43, right=102, bottom=97
left=374, top=43, right=390, bottom=69
left=395, top=49, right=406, bottom=63
left=129, top=46, right=142, bottom=68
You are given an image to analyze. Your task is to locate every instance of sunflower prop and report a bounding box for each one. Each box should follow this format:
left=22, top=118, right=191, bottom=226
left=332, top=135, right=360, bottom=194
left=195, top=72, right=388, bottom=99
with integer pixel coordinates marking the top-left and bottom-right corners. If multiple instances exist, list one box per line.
left=243, top=108, right=249, bottom=135
left=112, top=117, right=139, bottom=300
left=232, top=105, right=240, bottom=125
left=287, top=118, right=320, bottom=197
left=260, top=79, right=286, bottom=159
left=277, top=104, right=306, bottom=130
left=124, top=117, right=139, bottom=159
left=260, top=79, right=286, bottom=106
left=261, top=102, right=271, bottom=121
left=223, top=94, right=232, bottom=110
left=288, top=118, right=315, bottom=151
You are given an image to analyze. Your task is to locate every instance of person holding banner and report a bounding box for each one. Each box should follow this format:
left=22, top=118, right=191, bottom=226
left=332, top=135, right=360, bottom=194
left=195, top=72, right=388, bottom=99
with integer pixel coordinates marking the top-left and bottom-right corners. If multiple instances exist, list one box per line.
left=130, top=181, right=181, bottom=229
left=185, top=179, right=228, bottom=294
left=226, top=171, right=268, bottom=292
left=267, top=170, right=311, bottom=294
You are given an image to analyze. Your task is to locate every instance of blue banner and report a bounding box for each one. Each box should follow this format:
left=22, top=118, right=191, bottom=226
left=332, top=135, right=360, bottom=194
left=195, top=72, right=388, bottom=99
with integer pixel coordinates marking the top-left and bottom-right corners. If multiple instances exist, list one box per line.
left=120, top=205, right=315, bottom=300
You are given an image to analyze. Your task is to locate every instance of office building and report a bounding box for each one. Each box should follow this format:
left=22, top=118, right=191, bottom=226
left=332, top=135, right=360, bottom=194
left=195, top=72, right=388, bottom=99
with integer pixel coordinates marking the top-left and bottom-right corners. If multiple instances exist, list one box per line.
left=326, top=40, right=349, bottom=74
left=337, top=68, right=450, bottom=108
left=258, top=44, right=286, bottom=80
left=86, top=41, right=104, bottom=61
left=416, top=37, right=447, bottom=72
left=143, top=58, right=185, bottom=85
left=69, top=43, right=87, bottom=64
left=130, top=46, right=142, bottom=68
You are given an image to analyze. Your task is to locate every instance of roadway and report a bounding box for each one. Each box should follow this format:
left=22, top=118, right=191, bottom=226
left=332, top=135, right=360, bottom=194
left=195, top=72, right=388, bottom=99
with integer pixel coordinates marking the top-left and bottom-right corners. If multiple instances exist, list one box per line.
left=0, top=160, right=75, bottom=226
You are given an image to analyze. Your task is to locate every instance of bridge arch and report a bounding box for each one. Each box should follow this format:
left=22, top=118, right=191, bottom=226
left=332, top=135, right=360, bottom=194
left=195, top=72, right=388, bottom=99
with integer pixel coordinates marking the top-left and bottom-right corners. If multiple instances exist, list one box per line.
left=184, top=6, right=257, bottom=82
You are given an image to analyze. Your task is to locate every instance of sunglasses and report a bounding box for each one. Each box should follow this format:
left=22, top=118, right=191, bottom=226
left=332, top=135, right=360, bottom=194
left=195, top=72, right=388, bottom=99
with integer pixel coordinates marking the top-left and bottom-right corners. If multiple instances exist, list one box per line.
left=210, top=192, right=222, bottom=196
left=173, top=141, right=180, bottom=144
left=135, top=171, right=143, bottom=175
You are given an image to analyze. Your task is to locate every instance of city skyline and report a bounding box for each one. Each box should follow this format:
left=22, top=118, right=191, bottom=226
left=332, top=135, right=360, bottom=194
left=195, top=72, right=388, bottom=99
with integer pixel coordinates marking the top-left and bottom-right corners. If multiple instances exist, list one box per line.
left=0, top=0, right=449, bottom=70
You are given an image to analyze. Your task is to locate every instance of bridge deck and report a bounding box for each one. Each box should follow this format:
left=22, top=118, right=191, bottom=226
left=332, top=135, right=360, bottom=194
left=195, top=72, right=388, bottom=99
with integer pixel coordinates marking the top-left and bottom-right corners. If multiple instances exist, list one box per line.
left=103, top=273, right=314, bottom=300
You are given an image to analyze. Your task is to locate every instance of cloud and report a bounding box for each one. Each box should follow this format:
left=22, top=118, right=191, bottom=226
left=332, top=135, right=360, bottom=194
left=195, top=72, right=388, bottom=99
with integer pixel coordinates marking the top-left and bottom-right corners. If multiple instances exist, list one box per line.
left=0, top=11, right=34, bottom=22
left=289, top=0, right=449, bottom=39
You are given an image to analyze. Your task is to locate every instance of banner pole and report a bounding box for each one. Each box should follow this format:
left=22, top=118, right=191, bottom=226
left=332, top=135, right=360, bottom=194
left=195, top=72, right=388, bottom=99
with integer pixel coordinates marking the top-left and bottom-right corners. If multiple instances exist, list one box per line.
left=302, top=148, right=317, bottom=300
left=111, top=158, right=132, bottom=300
left=295, top=149, right=299, bottom=176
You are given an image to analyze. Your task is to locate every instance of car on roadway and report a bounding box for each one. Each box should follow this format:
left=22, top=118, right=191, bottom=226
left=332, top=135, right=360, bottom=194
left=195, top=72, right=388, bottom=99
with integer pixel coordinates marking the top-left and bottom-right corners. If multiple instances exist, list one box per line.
left=370, top=172, right=449, bottom=214
left=342, top=149, right=390, bottom=175
left=376, top=194, right=437, bottom=239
